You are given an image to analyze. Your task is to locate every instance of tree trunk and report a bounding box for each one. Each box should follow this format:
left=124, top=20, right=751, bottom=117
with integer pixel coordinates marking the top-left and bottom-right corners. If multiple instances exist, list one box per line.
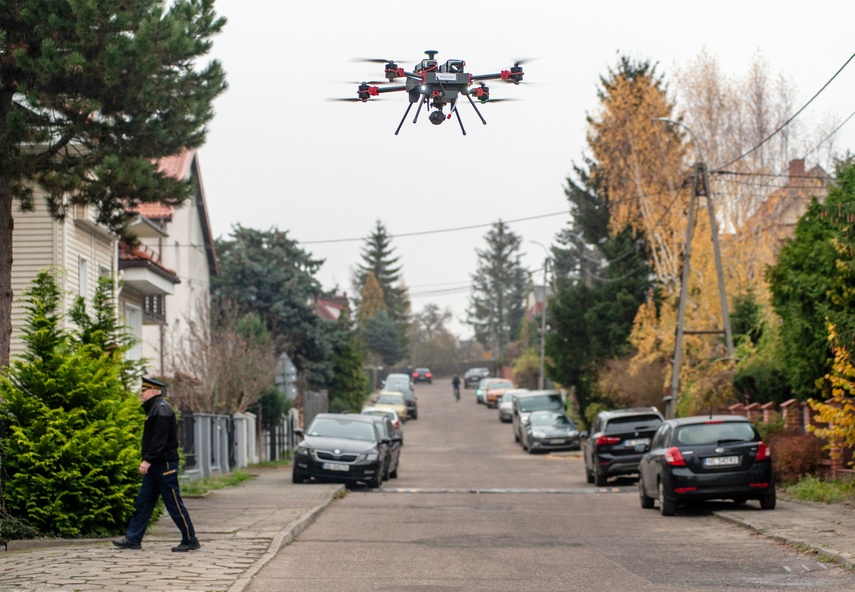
left=0, top=177, right=13, bottom=368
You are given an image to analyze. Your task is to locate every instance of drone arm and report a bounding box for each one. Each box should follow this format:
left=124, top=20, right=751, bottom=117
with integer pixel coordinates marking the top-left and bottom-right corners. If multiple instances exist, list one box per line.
left=375, top=85, right=407, bottom=94
left=470, top=69, right=524, bottom=84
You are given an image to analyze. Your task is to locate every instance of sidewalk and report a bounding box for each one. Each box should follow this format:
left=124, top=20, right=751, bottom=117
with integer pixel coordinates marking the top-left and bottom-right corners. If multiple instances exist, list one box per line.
left=713, top=496, right=855, bottom=569
left=0, top=467, right=342, bottom=592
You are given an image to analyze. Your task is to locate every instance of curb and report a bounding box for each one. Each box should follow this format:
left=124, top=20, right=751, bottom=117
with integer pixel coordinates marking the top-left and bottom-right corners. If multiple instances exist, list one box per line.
left=712, top=511, right=855, bottom=570
left=227, top=484, right=345, bottom=592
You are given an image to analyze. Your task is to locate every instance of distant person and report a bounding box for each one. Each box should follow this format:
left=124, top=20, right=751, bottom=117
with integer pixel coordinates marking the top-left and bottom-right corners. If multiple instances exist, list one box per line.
left=113, top=377, right=201, bottom=552
left=452, top=374, right=461, bottom=401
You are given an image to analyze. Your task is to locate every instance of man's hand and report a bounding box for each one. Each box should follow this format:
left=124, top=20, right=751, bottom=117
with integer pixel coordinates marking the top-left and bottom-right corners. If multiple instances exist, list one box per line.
left=139, top=460, right=151, bottom=475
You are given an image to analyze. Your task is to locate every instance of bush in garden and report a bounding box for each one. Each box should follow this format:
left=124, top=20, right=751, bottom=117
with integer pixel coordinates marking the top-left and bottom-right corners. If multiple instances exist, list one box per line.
left=769, top=431, right=824, bottom=485
left=0, top=272, right=143, bottom=537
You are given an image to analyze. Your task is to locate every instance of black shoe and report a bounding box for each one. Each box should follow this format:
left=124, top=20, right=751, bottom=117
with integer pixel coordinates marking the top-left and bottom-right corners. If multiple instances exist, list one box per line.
left=172, top=540, right=201, bottom=552
left=112, top=537, right=141, bottom=550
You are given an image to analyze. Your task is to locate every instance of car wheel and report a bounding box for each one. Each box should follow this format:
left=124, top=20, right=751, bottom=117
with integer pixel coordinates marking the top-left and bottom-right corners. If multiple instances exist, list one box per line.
left=732, top=497, right=746, bottom=505
left=514, top=430, right=520, bottom=443
left=292, top=469, right=306, bottom=484
left=382, top=461, right=391, bottom=481
left=586, top=466, right=594, bottom=484
left=390, top=467, right=398, bottom=479
left=594, top=466, right=608, bottom=487
left=658, top=480, right=676, bottom=516
left=369, top=469, right=383, bottom=489
left=638, top=476, right=655, bottom=509
left=759, top=488, right=776, bottom=510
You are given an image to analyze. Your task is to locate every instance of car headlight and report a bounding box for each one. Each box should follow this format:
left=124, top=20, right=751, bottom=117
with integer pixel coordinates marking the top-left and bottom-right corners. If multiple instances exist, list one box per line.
left=568, top=430, right=579, bottom=437
left=356, top=450, right=380, bottom=462
left=296, top=444, right=313, bottom=456
left=531, top=429, right=546, bottom=439
left=521, top=415, right=531, bottom=425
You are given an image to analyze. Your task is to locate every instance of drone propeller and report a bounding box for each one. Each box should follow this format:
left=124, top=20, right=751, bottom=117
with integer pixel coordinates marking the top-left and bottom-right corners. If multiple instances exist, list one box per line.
left=511, top=57, right=537, bottom=67
left=350, top=57, right=407, bottom=65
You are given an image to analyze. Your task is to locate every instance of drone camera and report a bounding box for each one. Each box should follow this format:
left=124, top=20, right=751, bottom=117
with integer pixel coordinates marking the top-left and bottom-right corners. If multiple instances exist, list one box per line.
left=428, top=110, right=445, bottom=125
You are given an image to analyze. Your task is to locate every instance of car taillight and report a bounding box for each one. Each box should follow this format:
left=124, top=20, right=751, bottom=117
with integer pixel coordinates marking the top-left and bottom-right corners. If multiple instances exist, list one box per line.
left=755, top=441, right=771, bottom=461
left=426, top=372, right=431, bottom=378
left=393, top=420, right=400, bottom=429
left=596, top=436, right=621, bottom=447
left=412, top=372, right=418, bottom=378
left=664, top=447, right=686, bottom=467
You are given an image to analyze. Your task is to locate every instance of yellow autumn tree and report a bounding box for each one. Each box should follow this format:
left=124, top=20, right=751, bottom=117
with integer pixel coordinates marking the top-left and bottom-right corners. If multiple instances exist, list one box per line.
left=357, top=271, right=386, bottom=324
left=809, top=324, right=855, bottom=462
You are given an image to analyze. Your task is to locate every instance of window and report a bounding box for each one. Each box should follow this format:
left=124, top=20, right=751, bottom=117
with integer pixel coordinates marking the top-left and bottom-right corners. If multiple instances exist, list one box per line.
left=78, top=257, right=89, bottom=299
left=124, top=304, right=142, bottom=361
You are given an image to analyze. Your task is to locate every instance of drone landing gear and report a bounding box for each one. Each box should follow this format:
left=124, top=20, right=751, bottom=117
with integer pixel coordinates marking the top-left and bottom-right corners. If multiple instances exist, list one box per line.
left=394, top=101, right=415, bottom=135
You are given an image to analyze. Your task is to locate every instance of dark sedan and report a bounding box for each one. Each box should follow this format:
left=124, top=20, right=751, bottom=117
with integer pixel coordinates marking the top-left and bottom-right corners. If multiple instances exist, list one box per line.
left=412, top=367, right=432, bottom=384
left=520, top=410, right=581, bottom=453
left=638, top=415, right=776, bottom=516
left=292, top=413, right=392, bottom=488
left=464, top=367, right=490, bottom=389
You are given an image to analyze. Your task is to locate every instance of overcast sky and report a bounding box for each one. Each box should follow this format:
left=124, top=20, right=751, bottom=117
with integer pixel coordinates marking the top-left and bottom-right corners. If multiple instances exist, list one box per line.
left=198, top=1, right=855, bottom=339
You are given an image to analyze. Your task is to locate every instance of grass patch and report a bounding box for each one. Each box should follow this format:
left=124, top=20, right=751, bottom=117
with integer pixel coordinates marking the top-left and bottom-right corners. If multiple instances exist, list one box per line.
left=182, top=469, right=254, bottom=496
left=783, top=475, right=855, bottom=504
left=249, top=458, right=291, bottom=469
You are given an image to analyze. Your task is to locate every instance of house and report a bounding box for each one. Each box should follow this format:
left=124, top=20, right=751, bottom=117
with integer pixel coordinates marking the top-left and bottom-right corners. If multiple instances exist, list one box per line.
left=134, top=148, right=218, bottom=377
left=9, top=193, right=178, bottom=363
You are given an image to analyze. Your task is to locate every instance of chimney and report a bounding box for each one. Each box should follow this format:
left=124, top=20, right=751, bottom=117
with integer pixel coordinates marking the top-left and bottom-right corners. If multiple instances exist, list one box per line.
left=789, top=159, right=805, bottom=181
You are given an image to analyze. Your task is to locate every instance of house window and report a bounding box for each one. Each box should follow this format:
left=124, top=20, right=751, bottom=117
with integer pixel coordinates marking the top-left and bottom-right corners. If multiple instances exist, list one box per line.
left=78, top=257, right=89, bottom=299
left=125, top=304, right=142, bottom=361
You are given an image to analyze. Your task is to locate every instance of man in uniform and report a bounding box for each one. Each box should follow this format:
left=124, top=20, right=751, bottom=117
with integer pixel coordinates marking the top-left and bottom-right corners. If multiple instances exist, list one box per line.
left=113, top=377, right=201, bottom=552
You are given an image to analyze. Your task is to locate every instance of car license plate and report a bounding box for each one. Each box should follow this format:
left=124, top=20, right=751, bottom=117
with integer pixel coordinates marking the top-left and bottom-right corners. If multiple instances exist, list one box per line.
left=624, top=438, right=649, bottom=447
left=322, top=462, right=350, bottom=472
left=704, top=455, right=739, bottom=467
left=549, top=439, right=566, bottom=445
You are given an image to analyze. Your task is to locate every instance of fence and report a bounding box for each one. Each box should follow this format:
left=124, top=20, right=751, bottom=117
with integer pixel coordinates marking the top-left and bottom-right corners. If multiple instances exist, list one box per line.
left=726, top=398, right=854, bottom=479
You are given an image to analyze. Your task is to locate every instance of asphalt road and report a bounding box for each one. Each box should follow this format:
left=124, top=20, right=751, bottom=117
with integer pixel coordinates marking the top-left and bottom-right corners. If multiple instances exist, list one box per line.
left=245, top=380, right=855, bottom=591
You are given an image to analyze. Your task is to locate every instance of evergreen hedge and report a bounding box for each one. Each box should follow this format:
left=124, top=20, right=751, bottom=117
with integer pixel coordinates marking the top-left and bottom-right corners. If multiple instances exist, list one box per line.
left=0, top=272, right=143, bottom=537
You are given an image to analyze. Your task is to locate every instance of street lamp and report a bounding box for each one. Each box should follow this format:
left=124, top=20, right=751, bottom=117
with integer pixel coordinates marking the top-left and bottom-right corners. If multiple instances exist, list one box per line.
left=529, top=240, right=550, bottom=390
left=653, top=118, right=735, bottom=419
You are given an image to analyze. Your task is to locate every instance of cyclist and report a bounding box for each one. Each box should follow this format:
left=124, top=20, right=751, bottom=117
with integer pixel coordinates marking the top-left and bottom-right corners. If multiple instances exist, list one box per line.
left=452, top=374, right=461, bottom=401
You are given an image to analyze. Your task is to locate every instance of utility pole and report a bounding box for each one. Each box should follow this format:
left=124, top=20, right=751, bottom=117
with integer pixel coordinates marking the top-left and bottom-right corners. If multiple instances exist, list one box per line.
left=529, top=241, right=551, bottom=390
left=654, top=119, right=734, bottom=419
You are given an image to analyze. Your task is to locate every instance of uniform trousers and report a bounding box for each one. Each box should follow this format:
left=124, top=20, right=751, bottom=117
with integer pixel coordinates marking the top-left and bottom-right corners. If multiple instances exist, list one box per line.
left=125, top=459, right=197, bottom=545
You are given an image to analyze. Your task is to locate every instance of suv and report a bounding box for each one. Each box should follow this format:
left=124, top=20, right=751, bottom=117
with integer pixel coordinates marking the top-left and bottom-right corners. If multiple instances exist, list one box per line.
left=583, top=407, right=664, bottom=486
left=464, top=367, right=490, bottom=389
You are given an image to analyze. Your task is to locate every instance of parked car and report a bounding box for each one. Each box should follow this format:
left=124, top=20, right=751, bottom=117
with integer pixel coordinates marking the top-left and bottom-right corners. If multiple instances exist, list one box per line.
left=464, top=367, right=490, bottom=389
left=412, top=367, right=432, bottom=384
left=292, top=413, right=392, bottom=488
left=361, top=407, right=404, bottom=444
left=498, top=389, right=529, bottom=422
left=483, top=378, right=515, bottom=408
left=362, top=414, right=402, bottom=480
left=383, top=373, right=414, bottom=391
left=372, top=391, right=409, bottom=421
left=382, top=383, right=418, bottom=420
left=520, top=410, right=581, bottom=453
left=512, top=390, right=565, bottom=443
left=583, top=407, right=664, bottom=486
left=638, top=415, right=775, bottom=516
left=474, top=377, right=493, bottom=405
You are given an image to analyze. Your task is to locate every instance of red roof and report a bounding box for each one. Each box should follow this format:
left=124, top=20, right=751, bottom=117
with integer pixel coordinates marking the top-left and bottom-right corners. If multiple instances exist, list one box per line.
left=130, top=149, right=196, bottom=220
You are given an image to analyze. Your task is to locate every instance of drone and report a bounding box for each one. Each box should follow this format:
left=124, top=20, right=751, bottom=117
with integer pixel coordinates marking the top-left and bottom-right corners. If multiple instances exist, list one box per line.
left=333, top=50, right=526, bottom=135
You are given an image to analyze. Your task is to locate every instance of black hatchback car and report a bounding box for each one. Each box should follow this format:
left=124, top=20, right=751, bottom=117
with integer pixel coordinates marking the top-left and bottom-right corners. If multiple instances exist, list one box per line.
left=638, top=415, right=775, bottom=516
left=583, top=407, right=664, bottom=486
left=292, top=413, right=395, bottom=488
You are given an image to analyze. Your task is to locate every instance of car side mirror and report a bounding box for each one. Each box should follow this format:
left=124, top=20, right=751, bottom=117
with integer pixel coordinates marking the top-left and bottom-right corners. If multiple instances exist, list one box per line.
left=381, top=437, right=392, bottom=445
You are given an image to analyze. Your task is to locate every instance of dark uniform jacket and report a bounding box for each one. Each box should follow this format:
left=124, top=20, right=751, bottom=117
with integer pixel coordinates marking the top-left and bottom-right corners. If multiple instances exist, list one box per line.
left=141, top=395, right=180, bottom=463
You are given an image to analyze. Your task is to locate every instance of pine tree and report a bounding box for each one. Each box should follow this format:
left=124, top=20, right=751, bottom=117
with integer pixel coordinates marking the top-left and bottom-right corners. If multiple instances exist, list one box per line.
left=466, top=220, right=528, bottom=364
left=0, top=271, right=142, bottom=537
left=0, top=0, right=228, bottom=367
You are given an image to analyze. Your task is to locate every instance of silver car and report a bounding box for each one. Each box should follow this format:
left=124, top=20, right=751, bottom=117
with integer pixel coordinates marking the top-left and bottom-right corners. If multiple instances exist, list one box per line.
left=499, top=389, right=529, bottom=423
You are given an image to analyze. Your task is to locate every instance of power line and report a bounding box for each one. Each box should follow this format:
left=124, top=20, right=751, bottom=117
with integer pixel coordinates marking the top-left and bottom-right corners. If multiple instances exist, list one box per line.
left=297, top=210, right=567, bottom=245
left=714, top=51, right=855, bottom=171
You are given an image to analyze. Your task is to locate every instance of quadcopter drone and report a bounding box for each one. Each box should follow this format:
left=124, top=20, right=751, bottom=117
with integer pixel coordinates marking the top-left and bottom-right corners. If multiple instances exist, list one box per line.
left=333, top=50, right=526, bottom=135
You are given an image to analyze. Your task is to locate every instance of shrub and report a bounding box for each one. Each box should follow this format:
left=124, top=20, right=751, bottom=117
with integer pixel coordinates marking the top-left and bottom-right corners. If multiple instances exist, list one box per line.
left=769, top=431, right=823, bottom=484
left=0, top=272, right=143, bottom=537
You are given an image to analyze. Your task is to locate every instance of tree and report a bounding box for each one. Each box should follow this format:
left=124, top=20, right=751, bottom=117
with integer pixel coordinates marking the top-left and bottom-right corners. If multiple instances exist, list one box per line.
left=0, top=271, right=141, bottom=536
left=767, top=161, right=855, bottom=399
left=353, top=221, right=410, bottom=363
left=466, top=220, right=528, bottom=364
left=327, top=315, right=368, bottom=413
left=212, top=226, right=330, bottom=386
left=409, top=303, right=458, bottom=369
left=0, top=0, right=227, bottom=367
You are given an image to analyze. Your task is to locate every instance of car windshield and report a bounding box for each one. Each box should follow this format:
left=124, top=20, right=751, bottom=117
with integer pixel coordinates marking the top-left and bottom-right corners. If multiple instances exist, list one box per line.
left=377, top=394, right=404, bottom=405
left=605, top=414, right=662, bottom=433
left=501, top=392, right=515, bottom=403
left=531, top=413, right=574, bottom=427
left=518, top=394, right=564, bottom=413
left=362, top=410, right=394, bottom=421
left=675, top=422, right=756, bottom=446
left=487, top=380, right=514, bottom=390
left=307, top=418, right=377, bottom=441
